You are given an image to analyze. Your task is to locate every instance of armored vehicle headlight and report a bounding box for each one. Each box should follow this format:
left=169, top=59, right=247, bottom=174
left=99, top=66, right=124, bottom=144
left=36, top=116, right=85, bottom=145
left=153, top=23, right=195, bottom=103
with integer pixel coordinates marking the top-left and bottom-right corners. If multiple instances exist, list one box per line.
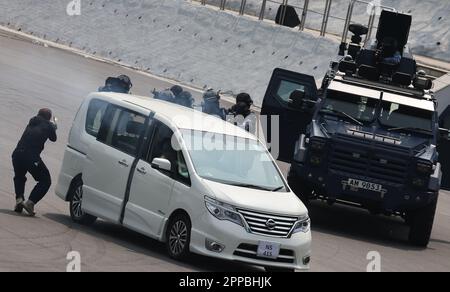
left=412, top=178, right=426, bottom=187
left=416, top=161, right=433, bottom=175
left=310, top=139, right=326, bottom=151
left=310, top=156, right=322, bottom=166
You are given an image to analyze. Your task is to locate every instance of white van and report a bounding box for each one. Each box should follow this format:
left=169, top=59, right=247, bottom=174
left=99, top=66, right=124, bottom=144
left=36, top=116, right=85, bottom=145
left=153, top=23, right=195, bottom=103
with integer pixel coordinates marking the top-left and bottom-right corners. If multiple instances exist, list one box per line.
left=56, top=92, right=311, bottom=271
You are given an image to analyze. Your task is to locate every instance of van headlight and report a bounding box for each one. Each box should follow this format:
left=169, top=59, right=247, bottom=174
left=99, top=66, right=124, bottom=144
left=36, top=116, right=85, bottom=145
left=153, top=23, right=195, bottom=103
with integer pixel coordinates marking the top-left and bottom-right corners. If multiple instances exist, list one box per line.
left=292, top=215, right=311, bottom=234
left=205, top=197, right=244, bottom=227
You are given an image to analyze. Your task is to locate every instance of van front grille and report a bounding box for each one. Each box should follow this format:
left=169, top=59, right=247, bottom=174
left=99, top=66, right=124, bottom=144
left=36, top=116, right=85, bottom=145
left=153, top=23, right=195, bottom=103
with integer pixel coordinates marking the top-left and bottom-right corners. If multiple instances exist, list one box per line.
left=236, top=209, right=298, bottom=238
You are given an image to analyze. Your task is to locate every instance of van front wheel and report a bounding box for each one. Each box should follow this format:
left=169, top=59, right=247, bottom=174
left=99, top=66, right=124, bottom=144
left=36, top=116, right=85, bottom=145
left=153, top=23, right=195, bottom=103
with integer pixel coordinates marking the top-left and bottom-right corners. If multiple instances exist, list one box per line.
left=166, top=213, right=191, bottom=260
left=69, top=181, right=97, bottom=225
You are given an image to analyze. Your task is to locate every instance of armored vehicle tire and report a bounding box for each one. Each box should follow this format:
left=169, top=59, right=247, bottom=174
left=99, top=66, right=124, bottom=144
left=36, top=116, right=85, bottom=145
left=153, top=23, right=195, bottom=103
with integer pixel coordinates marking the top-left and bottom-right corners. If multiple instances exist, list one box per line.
left=69, top=180, right=97, bottom=225
left=288, top=177, right=313, bottom=205
left=407, top=196, right=438, bottom=247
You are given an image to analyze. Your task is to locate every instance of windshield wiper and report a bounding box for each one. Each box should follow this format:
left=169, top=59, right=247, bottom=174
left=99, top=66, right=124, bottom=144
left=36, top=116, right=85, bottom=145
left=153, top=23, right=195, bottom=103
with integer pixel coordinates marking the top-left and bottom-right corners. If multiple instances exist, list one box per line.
left=320, top=109, right=363, bottom=126
left=227, top=182, right=282, bottom=192
left=204, top=177, right=285, bottom=192
left=271, top=186, right=285, bottom=192
left=387, top=127, right=432, bottom=134
left=230, top=183, right=273, bottom=191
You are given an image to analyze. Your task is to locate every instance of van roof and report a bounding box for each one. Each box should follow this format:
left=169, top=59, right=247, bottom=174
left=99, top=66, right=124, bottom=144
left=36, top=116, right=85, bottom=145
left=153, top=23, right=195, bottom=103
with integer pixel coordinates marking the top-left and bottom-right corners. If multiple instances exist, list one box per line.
left=90, top=92, right=256, bottom=140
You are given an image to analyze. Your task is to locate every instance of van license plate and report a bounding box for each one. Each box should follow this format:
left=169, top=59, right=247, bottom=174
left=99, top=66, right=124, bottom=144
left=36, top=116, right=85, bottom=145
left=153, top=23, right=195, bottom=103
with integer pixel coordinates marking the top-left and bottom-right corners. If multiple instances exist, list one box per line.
left=347, top=179, right=382, bottom=192
left=257, top=242, right=281, bottom=259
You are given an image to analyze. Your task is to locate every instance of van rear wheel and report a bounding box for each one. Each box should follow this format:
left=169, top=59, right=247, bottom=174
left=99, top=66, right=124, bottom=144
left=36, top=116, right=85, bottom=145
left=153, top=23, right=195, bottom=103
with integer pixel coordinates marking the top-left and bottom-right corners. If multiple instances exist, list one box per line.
left=166, top=213, right=191, bottom=260
left=69, top=180, right=97, bottom=225
left=407, top=196, right=438, bottom=247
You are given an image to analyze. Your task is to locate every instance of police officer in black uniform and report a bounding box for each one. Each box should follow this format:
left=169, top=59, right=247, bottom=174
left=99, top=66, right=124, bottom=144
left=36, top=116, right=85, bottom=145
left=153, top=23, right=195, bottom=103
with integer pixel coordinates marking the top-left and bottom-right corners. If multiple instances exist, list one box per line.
left=174, top=91, right=194, bottom=108
left=98, top=75, right=133, bottom=93
left=12, top=108, right=57, bottom=216
left=201, top=89, right=227, bottom=120
left=227, top=93, right=257, bottom=133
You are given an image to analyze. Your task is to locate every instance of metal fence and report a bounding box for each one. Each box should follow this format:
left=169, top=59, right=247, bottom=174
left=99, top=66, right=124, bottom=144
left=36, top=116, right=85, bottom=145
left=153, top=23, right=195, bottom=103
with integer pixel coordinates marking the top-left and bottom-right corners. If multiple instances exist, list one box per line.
left=194, top=0, right=396, bottom=46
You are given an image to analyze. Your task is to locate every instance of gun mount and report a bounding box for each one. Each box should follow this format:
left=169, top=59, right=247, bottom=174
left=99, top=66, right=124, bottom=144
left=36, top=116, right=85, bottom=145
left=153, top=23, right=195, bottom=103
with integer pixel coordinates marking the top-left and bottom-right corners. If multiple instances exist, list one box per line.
left=337, top=10, right=433, bottom=92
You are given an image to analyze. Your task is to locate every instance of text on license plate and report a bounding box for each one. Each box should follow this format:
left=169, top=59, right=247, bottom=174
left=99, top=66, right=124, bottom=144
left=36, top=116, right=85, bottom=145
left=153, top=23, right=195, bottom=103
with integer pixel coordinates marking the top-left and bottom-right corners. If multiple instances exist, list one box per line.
left=257, top=242, right=281, bottom=259
left=347, top=179, right=383, bottom=192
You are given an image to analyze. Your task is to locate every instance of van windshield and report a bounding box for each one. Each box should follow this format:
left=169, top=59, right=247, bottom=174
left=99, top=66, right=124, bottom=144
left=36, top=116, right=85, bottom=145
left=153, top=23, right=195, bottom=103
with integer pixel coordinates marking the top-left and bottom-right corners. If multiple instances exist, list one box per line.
left=181, top=130, right=287, bottom=192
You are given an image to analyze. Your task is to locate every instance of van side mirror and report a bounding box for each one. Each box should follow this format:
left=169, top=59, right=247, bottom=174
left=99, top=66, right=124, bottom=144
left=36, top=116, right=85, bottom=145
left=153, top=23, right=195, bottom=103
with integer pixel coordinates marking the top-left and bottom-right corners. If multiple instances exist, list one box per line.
left=439, top=128, right=450, bottom=141
left=151, top=158, right=172, bottom=172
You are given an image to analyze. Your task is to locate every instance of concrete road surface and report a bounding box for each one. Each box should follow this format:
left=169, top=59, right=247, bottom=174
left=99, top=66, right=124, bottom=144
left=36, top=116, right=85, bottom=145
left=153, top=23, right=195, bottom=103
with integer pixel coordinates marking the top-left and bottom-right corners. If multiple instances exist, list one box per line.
left=1, top=30, right=450, bottom=272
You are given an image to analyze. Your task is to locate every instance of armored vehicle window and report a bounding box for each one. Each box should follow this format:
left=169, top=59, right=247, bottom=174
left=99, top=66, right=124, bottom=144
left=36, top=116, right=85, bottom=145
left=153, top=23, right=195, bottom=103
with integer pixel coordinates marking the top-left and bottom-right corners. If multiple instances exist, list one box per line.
left=276, top=80, right=308, bottom=103
left=379, top=102, right=433, bottom=132
left=321, top=90, right=379, bottom=123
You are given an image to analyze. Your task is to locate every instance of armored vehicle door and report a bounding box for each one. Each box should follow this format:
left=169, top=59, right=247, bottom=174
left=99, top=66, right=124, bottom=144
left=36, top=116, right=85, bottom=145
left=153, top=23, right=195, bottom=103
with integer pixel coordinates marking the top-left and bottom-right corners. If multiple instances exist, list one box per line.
left=437, top=85, right=450, bottom=190
left=261, top=68, right=318, bottom=163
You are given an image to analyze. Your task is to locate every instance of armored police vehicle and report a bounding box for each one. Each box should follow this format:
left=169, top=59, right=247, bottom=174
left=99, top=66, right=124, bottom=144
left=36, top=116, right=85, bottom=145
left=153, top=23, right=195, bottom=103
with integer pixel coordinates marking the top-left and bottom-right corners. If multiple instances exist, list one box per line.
left=261, top=10, right=450, bottom=247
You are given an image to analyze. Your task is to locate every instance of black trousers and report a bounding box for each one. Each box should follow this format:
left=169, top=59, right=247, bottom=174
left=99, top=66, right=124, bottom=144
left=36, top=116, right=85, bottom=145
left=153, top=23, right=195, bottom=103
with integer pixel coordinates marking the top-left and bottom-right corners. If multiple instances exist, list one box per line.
left=12, top=152, right=51, bottom=204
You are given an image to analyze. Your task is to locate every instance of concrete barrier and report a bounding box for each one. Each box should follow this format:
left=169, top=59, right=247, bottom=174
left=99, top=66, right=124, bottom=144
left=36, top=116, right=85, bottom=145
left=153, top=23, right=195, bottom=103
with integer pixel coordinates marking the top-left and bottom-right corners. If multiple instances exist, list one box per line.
left=203, top=0, right=450, bottom=62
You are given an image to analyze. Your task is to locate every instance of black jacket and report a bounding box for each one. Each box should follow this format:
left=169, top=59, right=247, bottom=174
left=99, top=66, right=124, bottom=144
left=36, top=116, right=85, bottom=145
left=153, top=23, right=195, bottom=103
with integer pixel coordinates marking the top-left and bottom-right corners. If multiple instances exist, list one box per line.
left=13, top=116, right=57, bottom=159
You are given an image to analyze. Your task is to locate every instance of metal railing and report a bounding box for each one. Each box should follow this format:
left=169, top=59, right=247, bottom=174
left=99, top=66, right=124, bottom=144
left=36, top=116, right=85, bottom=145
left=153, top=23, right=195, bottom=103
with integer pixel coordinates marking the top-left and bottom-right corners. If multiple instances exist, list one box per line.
left=298, top=0, right=309, bottom=31
left=194, top=0, right=396, bottom=43
left=320, top=0, right=332, bottom=36
left=196, top=0, right=337, bottom=35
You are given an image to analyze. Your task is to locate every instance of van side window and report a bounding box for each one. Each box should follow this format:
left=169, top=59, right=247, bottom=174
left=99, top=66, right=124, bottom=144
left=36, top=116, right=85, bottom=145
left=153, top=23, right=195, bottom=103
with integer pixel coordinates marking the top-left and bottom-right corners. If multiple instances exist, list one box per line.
left=86, top=99, right=108, bottom=137
left=147, top=122, right=190, bottom=185
left=98, top=106, right=146, bottom=156
left=177, top=151, right=189, bottom=181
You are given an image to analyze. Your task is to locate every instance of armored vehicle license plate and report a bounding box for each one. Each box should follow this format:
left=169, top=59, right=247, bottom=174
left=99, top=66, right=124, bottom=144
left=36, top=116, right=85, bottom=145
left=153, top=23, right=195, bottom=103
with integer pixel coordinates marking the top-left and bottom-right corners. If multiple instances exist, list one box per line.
left=347, top=179, right=383, bottom=192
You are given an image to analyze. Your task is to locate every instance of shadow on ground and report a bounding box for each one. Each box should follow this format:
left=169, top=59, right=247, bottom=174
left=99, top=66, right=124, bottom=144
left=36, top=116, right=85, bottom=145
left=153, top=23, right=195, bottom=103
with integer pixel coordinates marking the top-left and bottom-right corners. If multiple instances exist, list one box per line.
left=308, top=200, right=428, bottom=251
left=44, top=212, right=262, bottom=272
